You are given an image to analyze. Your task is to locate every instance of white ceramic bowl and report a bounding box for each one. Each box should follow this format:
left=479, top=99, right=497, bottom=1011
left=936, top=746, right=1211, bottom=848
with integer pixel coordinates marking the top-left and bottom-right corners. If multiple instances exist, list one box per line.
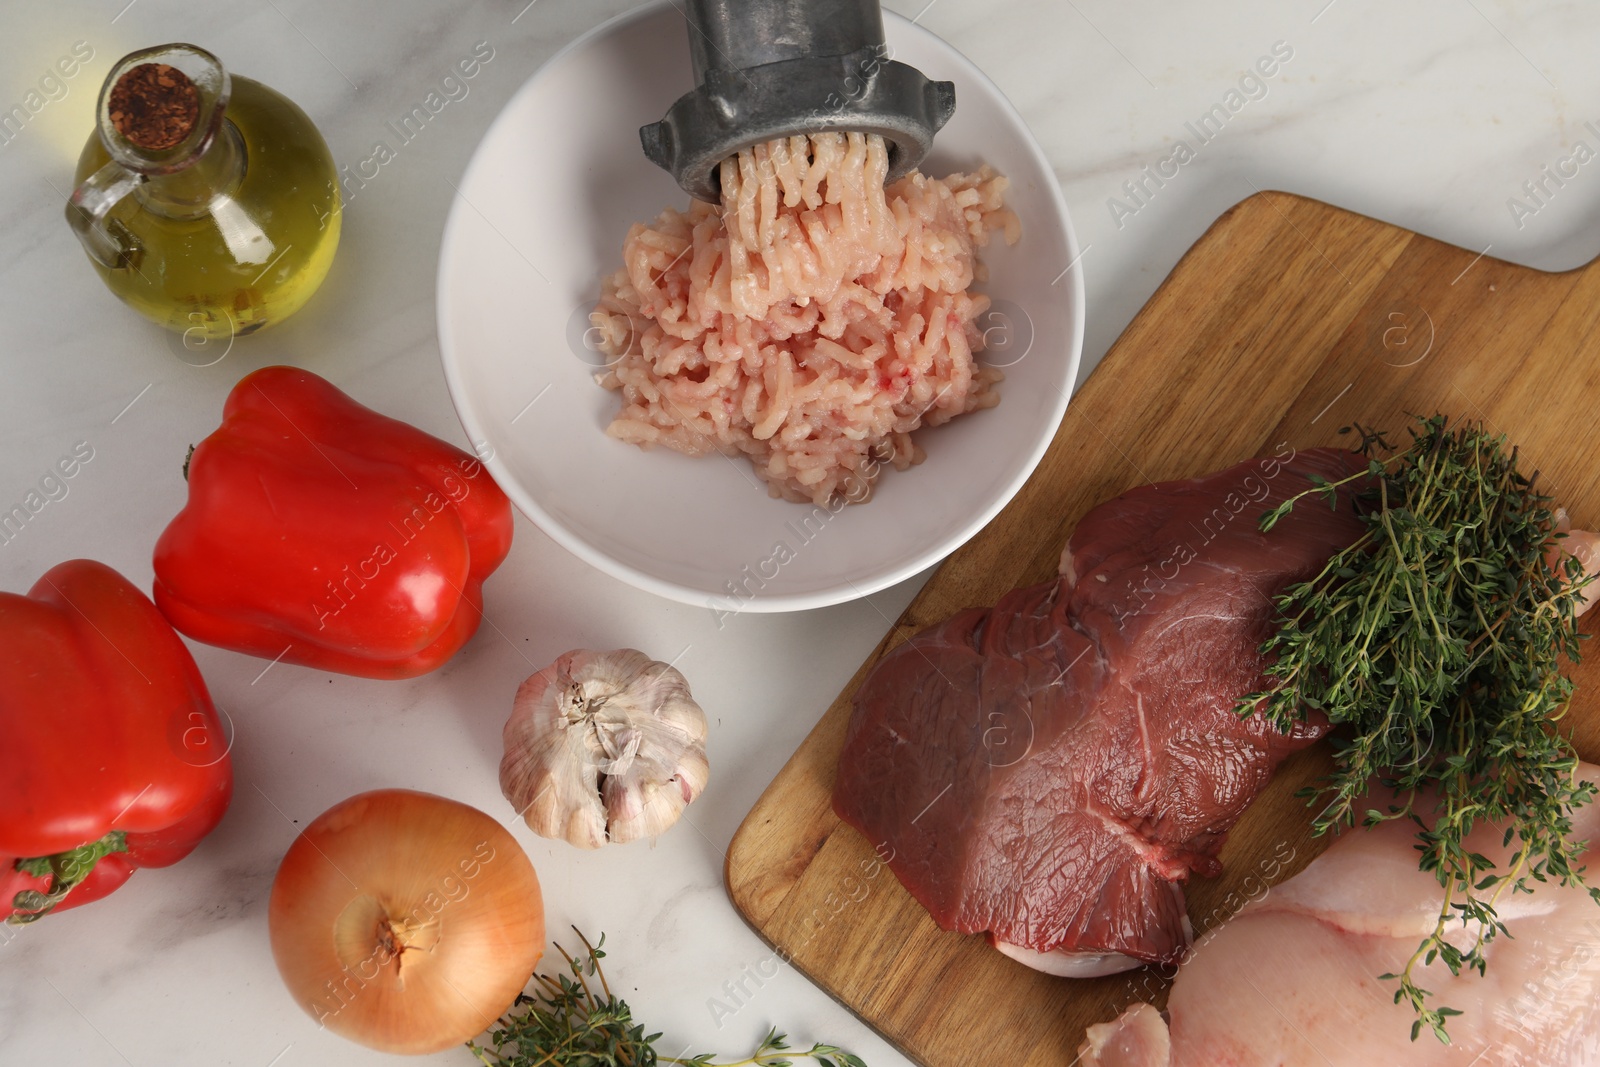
left=437, top=2, right=1083, bottom=612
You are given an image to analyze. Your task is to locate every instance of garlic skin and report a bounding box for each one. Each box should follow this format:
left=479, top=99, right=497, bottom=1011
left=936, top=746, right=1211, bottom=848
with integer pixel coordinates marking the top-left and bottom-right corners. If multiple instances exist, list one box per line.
left=499, top=649, right=710, bottom=848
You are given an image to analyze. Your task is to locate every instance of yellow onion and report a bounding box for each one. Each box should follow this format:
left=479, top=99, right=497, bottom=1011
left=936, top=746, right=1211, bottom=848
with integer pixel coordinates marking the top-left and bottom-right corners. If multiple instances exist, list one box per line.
left=267, top=789, right=544, bottom=1054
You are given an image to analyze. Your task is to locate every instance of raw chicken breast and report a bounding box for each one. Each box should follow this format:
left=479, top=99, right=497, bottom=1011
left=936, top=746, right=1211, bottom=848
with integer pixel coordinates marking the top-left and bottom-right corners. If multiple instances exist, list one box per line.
left=1080, top=764, right=1600, bottom=1066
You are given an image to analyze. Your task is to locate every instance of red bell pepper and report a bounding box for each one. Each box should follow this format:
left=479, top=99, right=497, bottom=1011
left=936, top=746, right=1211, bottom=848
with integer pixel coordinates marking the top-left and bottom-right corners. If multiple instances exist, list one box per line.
left=1, top=560, right=233, bottom=923
left=152, top=366, right=514, bottom=680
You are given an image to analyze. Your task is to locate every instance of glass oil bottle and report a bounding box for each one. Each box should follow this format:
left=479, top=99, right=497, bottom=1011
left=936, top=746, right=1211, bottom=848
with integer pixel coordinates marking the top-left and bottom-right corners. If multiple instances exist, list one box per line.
left=68, top=43, right=340, bottom=341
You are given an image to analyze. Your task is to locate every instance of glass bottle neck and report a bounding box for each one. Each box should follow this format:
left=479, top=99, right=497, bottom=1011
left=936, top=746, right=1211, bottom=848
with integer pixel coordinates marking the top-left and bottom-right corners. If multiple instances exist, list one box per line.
left=134, top=118, right=246, bottom=220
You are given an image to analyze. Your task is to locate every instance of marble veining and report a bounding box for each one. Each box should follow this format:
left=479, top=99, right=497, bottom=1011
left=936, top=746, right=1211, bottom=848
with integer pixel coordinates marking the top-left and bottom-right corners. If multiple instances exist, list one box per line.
left=3, top=1, right=1600, bottom=1065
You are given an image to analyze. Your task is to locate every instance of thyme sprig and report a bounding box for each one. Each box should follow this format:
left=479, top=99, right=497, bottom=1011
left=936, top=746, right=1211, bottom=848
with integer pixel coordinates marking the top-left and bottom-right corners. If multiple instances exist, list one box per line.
left=1239, top=415, right=1597, bottom=1043
left=467, top=929, right=866, bottom=1067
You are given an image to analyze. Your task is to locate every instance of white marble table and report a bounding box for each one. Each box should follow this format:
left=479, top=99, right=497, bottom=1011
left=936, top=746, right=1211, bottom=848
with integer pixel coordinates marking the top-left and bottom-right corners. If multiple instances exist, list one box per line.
left=2, top=2, right=1597, bottom=1064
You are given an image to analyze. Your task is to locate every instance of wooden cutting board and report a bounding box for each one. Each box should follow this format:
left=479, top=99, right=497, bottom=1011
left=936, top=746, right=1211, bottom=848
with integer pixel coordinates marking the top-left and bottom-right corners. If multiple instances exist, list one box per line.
left=723, top=191, right=1600, bottom=1066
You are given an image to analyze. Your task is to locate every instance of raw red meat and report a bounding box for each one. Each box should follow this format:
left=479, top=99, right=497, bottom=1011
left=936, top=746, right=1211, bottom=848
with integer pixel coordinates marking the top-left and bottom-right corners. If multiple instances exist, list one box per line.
left=832, top=445, right=1369, bottom=968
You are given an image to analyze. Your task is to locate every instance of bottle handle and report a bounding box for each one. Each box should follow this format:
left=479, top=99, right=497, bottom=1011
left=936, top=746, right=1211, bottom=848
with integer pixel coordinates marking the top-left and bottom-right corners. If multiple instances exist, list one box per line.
left=66, top=160, right=145, bottom=269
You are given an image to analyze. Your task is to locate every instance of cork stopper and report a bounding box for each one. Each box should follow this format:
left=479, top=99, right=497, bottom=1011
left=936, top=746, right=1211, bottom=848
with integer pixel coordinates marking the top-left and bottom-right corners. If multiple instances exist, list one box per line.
left=108, top=63, right=200, bottom=151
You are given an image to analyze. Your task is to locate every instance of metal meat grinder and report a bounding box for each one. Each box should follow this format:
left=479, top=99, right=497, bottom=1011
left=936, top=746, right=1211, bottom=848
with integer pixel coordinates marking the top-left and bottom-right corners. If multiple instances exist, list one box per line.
left=640, top=0, right=957, bottom=203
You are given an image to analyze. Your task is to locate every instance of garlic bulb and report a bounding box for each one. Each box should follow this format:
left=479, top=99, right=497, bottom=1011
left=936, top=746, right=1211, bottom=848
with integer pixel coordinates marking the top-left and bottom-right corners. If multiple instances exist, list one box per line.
left=500, top=649, right=709, bottom=848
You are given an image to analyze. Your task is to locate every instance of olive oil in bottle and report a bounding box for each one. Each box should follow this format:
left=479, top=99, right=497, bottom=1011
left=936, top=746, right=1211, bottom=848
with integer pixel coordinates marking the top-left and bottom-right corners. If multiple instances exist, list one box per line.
left=68, top=44, right=340, bottom=342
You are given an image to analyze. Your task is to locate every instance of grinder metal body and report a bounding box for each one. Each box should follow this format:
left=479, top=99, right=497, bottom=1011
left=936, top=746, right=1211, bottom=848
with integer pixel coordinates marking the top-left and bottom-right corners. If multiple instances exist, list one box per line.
left=640, top=0, right=956, bottom=203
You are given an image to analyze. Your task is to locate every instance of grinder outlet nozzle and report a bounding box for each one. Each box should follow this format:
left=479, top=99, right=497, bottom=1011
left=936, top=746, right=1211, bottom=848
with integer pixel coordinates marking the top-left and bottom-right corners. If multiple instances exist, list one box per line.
left=640, top=0, right=956, bottom=204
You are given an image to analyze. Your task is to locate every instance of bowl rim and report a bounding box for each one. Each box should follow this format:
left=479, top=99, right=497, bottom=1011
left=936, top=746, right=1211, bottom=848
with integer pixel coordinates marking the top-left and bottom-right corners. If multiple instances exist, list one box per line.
left=436, top=0, right=1085, bottom=612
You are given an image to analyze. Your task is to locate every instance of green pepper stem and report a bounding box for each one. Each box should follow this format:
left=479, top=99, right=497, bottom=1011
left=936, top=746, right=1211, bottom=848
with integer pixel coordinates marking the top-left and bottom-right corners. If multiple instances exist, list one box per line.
left=8, top=829, right=129, bottom=924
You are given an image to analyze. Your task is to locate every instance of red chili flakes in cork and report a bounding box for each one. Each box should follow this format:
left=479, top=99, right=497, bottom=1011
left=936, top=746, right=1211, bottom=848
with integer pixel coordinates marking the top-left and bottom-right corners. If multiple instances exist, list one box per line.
left=108, top=63, right=201, bottom=151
